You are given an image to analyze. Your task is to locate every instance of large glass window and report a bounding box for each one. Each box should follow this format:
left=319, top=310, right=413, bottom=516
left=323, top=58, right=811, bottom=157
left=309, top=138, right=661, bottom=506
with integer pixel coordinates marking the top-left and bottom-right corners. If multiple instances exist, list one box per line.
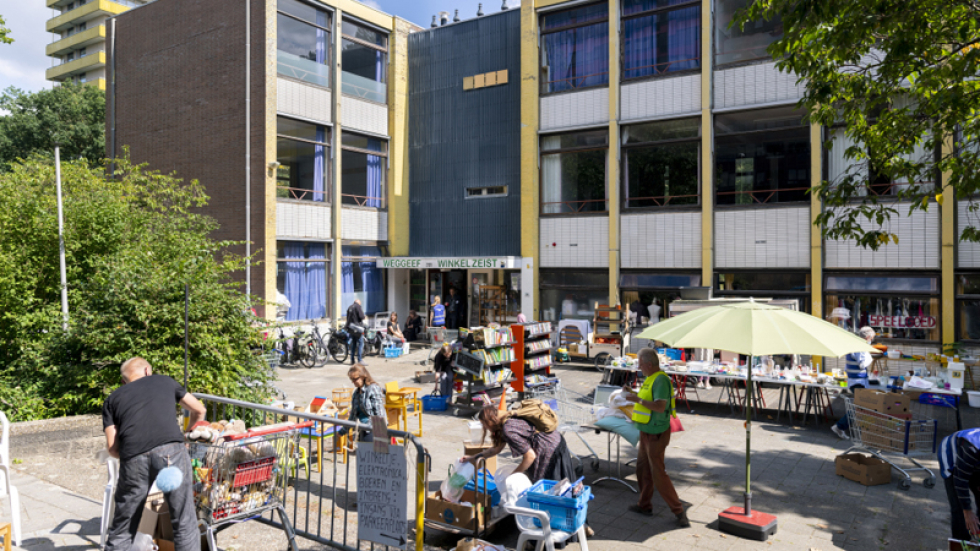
left=957, top=274, right=980, bottom=341
left=540, top=2, right=609, bottom=94
left=715, top=107, right=809, bottom=205
left=277, top=0, right=331, bottom=88
left=341, top=20, right=388, bottom=104
left=825, top=274, right=940, bottom=342
left=341, top=132, right=387, bottom=208
left=622, top=0, right=699, bottom=80
left=714, top=0, right=783, bottom=67
left=716, top=272, right=811, bottom=312
left=342, top=245, right=386, bottom=314
left=540, top=270, right=609, bottom=322
left=620, top=273, right=701, bottom=324
left=827, top=126, right=936, bottom=198
left=277, top=117, right=329, bottom=202
left=541, top=130, right=608, bottom=214
left=623, top=117, right=699, bottom=208
left=277, top=241, right=329, bottom=321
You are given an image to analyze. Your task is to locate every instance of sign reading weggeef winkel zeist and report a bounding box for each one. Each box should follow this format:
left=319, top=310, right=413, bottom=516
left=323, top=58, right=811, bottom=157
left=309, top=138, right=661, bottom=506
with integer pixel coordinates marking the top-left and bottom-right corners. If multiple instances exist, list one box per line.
left=375, top=257, right=519, bottom=269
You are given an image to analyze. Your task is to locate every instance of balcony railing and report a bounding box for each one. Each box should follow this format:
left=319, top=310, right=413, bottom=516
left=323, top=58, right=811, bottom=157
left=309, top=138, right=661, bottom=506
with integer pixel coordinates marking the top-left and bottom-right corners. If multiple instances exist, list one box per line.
left=541, top=198, right=608, bottom=214
left=716, top=186, right=810, bottom=205
left=277, top=185, right=327, bottom=203
left=341, top=193, right=385, bottom=208
left=625, top=193, right=700, bottom=208
left=340, top=71, right=386, bottom=104
left=277, top=50, right=329, bottom=89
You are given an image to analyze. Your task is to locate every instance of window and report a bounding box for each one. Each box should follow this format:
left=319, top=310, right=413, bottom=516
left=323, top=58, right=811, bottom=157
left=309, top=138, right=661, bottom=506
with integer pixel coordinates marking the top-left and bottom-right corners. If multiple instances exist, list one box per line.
left=277, top=241, right=330, bottom=321
left=716, top=272, right=811, bottom=312
left=276, top=117, right=329, bottom=202
left=622, top=0, right=699, bottom=80
left=341, top=132, right=387, bottom=208
left=277, top=0, right=331, bottom=88
left=541, top=130, right=608, bottom=214
left=714, top=0, right=783, bottom=67
left=540, top=270, right=609, bottom=322
left=827, top=126, right=936, bottom=198
left=540, top=2, right=609, bottom=94
left=341, top=20, right=388, bottom=104
left=342, top=245, right=386, bottom=314
left=621, top=273, right=701, bottom=322
left=715, top=107, right=809, bottom=205
left=825, top=274, right=940, bottom=342
left=623, top=117, right=699, bottom=208
left=466, top=186, right=508, bottom=198
left=957, top=274, right=980, bottom=341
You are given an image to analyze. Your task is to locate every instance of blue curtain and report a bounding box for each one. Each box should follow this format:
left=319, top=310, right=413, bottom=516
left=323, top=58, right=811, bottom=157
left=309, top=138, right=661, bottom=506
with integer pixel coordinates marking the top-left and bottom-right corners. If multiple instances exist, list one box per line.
left=315, top=10, right=328, bottom=64
left=314, top=126, right=325, bottom=202
left=341, top=246, right=355, bottom=313
left=667, top=7, right=699, bottom=72
left=623, top=7, right=699, bottom=79
left=623, top=16, right=654, bottom=79
left=543, top=30, right=576, bottom=93
left=306, top=243, right=327, bottom=319
left=375, top=49, right=383, bottom=82
left=365, top=138, right=383, bottom=208
left=283, top=242, right=307, bottom=322
left=360, top=246, right=384, bottom=314
left=575, top=22, right=609, bottom=89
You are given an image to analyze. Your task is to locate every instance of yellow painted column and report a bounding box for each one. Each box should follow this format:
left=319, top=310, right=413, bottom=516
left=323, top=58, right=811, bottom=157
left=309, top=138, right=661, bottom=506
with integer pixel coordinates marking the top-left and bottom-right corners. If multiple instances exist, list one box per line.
left=942, top=135, right=956, bottom=348
left=520, top=1, right=541, bottom=319
left=810, top=122, right=824, bottom=368
left=699, top=0, right=713, bottom=287
left=608, top=0, right=621, bottom=310
left=332, top=9, right=344, bottom=324
left=387, top=18, right=411, bottom=257
left=263, top=0, right=279, bottom=320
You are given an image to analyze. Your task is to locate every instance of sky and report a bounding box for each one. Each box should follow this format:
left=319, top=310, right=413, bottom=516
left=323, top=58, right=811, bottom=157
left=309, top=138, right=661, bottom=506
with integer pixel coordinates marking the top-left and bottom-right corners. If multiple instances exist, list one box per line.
left=0, top=0, right=518, bottom=94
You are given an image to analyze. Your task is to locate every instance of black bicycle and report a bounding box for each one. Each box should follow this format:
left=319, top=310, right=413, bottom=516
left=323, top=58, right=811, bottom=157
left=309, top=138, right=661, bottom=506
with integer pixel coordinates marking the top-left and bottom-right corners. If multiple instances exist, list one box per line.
left=308, top=322, right=349, bottom=365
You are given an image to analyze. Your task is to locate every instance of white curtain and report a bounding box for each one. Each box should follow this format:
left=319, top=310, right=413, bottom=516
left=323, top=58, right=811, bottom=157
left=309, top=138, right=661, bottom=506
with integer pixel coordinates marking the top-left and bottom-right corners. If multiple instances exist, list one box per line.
left=541, top=136, right=563, bottom=214
left=828, top=127, right=867, bottom=197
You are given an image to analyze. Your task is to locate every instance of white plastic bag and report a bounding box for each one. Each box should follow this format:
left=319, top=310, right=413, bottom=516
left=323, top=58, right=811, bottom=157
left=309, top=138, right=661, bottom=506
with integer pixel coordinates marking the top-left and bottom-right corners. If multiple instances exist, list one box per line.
left=133, top=533, right=158, bottom=551
left=440, top=460, right=475, bottom=503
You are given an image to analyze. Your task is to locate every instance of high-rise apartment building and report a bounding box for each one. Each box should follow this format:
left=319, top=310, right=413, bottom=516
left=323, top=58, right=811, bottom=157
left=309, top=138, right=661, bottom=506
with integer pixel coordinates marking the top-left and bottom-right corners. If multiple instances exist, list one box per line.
left=45, top=0, right=149, bottom=89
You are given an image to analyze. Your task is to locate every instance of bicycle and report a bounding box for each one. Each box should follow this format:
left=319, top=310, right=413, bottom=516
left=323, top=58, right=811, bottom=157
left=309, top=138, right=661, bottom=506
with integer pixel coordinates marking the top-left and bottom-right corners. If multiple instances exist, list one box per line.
left=307, top=321, right=349, bottom=366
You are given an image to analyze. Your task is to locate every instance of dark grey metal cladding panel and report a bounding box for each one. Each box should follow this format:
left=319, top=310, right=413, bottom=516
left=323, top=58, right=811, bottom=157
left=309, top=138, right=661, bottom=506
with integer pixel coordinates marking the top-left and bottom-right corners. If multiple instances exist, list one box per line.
left=408, top=10, right=521, bottom=257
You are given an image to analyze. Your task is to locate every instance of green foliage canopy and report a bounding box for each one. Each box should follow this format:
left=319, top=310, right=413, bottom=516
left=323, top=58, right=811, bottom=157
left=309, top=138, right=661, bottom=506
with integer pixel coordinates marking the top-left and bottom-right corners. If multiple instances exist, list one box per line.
left=739, top=0, right=980, bottom=249
left=0, top=15, right=12, bottom=44
left=0, top=83, right=105, bottom=171
left=0, top=155, right=272, bottom=421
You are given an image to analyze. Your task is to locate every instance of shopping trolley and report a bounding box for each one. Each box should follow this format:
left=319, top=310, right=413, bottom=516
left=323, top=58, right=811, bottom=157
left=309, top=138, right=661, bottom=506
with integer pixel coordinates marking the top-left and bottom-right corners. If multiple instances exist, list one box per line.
left=188, top=421, right=313, bottom=551
left=420, top=327, right=460, bottom=366
left=843, top=397, right=938, bottom=490
left=536, top=387, right=600, bottom=473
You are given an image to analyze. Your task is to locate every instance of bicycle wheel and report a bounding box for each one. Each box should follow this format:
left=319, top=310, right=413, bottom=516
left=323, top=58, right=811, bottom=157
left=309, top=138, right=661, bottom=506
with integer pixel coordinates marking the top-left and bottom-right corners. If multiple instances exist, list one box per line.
left=299, top=342, right=317, bottom=368
left=329, top=339, right=349, bottom=363
left=312, top=340, right=330, bottom=367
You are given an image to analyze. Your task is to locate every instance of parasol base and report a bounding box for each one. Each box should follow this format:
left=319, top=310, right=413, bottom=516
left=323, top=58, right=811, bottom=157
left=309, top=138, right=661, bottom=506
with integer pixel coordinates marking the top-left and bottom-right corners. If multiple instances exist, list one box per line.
left=718, top=507, right=778, bottom=541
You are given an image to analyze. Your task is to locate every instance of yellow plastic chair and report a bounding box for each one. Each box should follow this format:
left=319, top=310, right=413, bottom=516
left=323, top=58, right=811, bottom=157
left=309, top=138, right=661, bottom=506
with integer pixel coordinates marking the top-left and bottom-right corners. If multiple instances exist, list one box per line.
left=384, top=381, right=423, bottom=437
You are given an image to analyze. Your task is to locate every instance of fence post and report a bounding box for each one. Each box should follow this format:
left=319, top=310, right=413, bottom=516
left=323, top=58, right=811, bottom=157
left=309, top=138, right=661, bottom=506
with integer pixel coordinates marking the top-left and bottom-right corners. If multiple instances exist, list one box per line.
left=414, top=438, right=428, bottom=551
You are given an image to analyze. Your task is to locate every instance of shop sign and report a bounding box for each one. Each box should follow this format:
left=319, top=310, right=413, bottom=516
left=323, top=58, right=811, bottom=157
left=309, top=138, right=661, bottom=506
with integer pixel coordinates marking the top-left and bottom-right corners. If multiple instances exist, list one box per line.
left=867, top=315, right=937, bottom=329
left=376, top=257, right=517, bottom=269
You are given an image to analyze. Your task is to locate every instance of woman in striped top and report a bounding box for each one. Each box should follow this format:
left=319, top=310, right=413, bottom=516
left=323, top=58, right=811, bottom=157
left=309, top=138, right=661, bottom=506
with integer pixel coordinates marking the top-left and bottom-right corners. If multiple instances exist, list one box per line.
left=939, top=428, right=980, bottom=540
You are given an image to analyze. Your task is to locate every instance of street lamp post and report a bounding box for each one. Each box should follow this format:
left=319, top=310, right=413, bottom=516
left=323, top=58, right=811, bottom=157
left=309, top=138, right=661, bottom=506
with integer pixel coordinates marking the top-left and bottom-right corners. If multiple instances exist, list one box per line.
left=54, top=145, right=69, bottom=331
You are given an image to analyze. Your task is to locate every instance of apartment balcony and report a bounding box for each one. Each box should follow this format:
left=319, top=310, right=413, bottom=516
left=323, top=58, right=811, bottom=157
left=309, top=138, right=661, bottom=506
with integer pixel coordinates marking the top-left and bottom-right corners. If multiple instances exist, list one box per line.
left=46, top=51, right=106, bottom=81
left=46, top=25, right=106, bottom=57
left=46, top=0, right=127, bottom=33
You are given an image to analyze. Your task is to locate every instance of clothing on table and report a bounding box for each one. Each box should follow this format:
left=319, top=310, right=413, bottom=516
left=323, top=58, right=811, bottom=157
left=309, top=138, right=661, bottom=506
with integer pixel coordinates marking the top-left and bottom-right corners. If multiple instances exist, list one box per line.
left=501, top=417, right=563, bottom=483
left=106, top=442, right=199, bottom=551
left=431, top=304, right=446, bottom=327
left=404, top=316, right=423, bottom=341
left=633, top=372, right=672, bottom=435
left=102, top=375, right=188, bottom=461
left=635, top=430, right=683, bottom=515
left=845, top=351, right=873, bottom=388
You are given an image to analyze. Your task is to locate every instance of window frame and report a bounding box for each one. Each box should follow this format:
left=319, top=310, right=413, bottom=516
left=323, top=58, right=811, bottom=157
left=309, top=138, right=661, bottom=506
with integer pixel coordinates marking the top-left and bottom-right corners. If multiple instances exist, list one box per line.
left=276, top=0, right=333, bottom=89
left=465, top=186, right=509, bottom=199
left=539, top=130, right=610, bottom=216
left=340, top=131, right=388, bottom=209
left=620, top=0, right=701, bottom=83
left=825, top=123, right=938, bottom=201
left=956, top=272, right=980, bottom=343
left=621, top=117, right=701, bottom=210
left=713, top=0, right=784, bottom=69
left=276, top=117, right=331, bottom=203
left=539, top=1, right=610, bottom=96
left=340, top=18, right=389, bottom=104
left=276, top=240, right=332, bottom=322
left=824, top=272, right=942, bottom=344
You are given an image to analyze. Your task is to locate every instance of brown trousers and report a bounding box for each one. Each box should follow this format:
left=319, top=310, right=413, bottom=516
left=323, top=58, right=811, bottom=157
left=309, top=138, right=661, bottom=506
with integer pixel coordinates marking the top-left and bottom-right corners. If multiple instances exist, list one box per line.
left=635, top=429, right=683, bottom=516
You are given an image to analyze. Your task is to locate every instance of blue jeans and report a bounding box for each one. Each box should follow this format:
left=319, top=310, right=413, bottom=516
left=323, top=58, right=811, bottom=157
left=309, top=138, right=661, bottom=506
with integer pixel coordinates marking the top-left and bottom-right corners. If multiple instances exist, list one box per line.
left=836, top=414, right=850, bottom=431
left=349, top=334, right=363, bottom=364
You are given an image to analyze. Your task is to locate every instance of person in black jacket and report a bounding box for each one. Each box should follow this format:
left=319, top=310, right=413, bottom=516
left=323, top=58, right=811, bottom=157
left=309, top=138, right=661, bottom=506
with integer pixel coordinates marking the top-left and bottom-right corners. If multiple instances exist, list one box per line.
left=346, top=299, right=366, bottom=364
left=404, top=310, right=423, bottom=341
left=446, top=288, right=464, bottom=329
left=432, top=343, right=455, bottom=398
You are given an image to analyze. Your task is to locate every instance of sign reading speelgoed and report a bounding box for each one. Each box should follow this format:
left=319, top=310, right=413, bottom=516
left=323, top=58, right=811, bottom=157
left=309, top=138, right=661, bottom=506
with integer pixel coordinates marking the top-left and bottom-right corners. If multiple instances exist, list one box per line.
left=376, top=257, right=519, bottom=269
left=356, top=443, right=408, bottom=549
left=867, top=315, right=937, bottom=329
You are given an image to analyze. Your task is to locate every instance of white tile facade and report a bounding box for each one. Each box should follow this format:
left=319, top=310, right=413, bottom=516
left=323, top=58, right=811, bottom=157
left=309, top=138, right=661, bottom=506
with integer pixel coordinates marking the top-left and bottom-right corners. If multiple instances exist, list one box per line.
left=341, top=207, right=388, bottom=242
left=715, top=207, right=811, bottom=268
left=276, top=201, right=332, bottom=240
left=713, top=62, right=804, bottom=111
left=825, top=203, right=940, bottom=269
left=959, top=200, right=980, bottom=268
left=540, top=216, right=609, bottom=268
left=277, top=78, right=332, bottom=124
left=342, top=96, right=388, bottom=137
left=621, top=75, right=700, bottom=122
left=540, top=88, right=609, bottom=131
left=622, top=212, right=701, bottom=268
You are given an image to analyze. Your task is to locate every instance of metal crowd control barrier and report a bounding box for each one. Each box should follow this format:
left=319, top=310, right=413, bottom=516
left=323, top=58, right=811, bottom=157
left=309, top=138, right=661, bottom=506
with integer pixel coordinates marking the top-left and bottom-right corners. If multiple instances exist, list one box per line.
left=194, top=394, right=428, bottom=551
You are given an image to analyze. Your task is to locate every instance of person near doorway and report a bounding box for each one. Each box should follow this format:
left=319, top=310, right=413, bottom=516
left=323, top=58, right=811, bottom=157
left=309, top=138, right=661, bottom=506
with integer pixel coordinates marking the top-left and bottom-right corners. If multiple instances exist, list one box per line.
left=404, top=310, right=424, bottom=341
left=446, top=288, right=463, bottom=329
left=102, top=357, right=207, bottom=551
left=430, top=296, right=446, bottom=328
left=346, top=299, right=366, bottom=364
left=831, top=326, right=876, bottom=439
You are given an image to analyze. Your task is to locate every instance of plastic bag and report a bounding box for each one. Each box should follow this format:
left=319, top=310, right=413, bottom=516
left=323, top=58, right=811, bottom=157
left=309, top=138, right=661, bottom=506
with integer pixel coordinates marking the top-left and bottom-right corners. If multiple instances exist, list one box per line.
left=440, top=460, right=475, bottom=503
left=132, top=533, right=159, bottom=551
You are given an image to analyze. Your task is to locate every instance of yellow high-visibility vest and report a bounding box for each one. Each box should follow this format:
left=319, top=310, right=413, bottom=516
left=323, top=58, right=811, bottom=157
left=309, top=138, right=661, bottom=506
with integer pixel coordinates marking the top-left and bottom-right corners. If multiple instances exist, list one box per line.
left=631, top=371, right=675, bottom=425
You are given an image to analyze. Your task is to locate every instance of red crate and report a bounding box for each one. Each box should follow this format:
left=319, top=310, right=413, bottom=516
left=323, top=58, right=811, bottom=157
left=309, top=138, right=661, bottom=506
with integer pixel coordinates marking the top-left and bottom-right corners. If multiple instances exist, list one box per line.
left=232, top=457, right=276, bottom=488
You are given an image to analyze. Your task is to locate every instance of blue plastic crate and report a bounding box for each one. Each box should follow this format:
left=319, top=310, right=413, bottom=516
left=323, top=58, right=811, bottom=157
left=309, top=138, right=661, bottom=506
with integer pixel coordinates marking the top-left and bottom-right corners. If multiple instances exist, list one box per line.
left=464, top=472, right=501, bottom=507
left=421, top=394, right=450, bottom=411
left=525, top=479, right=592, bottom=532
left=384, top=346, right=402, bottom=358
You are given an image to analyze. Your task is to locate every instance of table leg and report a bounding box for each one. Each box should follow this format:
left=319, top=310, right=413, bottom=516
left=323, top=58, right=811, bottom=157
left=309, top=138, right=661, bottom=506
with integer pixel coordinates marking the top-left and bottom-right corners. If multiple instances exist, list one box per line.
left=592, top=430, right=638, bottom=493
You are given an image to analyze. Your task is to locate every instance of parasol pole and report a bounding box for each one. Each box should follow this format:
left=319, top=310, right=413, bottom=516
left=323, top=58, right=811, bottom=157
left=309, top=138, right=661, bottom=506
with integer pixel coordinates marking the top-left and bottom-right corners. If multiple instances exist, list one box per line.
left=745, top=355, right=752, bottom=515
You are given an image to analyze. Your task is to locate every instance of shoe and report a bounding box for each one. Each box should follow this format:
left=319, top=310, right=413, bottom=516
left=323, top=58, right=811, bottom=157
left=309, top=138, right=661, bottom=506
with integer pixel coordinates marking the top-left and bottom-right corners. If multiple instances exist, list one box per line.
left=584, top=525, right=594, bottom=538
left=676, top=512, right=691, bottom=528
left=697, top=382, right=705, bottom=389
left=831, top=425, right=850, bottom=440
left=705, top=382, right=713, bottom=390
left=628, top=505, right=654, bottom=517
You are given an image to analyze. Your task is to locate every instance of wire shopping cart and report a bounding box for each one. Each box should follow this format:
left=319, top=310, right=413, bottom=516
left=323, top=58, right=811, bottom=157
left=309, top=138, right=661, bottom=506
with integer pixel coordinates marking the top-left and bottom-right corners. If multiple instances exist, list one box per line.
left=536, top=387, right=600, bottom=473
left=189, top=422, right=313, bottom=551
left=843, top=397, right=938, bottom=490
left=421, top=327, right=460, bottom=366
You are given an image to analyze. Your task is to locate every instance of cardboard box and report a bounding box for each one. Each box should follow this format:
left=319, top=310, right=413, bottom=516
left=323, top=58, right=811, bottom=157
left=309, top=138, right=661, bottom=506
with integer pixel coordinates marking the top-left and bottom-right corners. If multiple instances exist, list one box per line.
left=836, top=453, right=892, bottom=486
left=463, top=441, right=497, bottom=474
left=425, top=490, right=485, bottom=530
left=139, top=492, right=176, bottom=549
left=854, top=389, right=910, bottom=416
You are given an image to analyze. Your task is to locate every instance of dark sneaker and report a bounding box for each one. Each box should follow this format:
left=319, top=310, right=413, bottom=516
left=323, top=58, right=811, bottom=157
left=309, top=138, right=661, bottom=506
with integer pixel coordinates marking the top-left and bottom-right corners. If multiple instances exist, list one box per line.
left=628, top=505, right=653, bottom=517
left=676, top=511, right=691, bottom=528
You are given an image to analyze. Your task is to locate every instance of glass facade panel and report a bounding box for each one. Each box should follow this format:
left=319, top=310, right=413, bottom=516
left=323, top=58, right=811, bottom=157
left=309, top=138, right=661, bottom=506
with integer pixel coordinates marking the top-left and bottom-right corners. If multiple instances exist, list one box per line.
left=542, top=130, right=608, bottom=151
left=541, top=149, right=607, bottom=214
left=715, top=128, right=809, bottom=204
left=341, top=20, right=387, bottom=47
left=826, top=276, right=939, bottom=293
left=541, top=3, right=609, bottom=93
left=276, top=240, right=329, bottom=321
left=624, top=141, right=698, bottom=208
left=716, top=272, right=809, bottom=292
left=341, top=245, right=386, bottom=314
left=622, top=4, right=700, bottom=79
left=541, top=289, right=611, bottom=321
left=958, top=300, right=980, bottom=341
left=624, top=118, right=699, bottom=143
left=341, top=134, right=386, bottom=208
left=341, top=40, right=387, bottom=103
left=715, top=107, right=804, bottom=135
left=277, top=137, right=328, bottom=202
left=714, top=0, right=783, bottom=67
left=277, top=6, right=330, bottom=88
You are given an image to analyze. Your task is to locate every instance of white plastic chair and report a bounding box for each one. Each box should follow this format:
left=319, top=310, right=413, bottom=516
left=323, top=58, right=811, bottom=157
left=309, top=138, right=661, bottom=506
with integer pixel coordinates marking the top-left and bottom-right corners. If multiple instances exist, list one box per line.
left=503, top=496, right=589, bottom=551
left=0, top=411, right=22, bottom=548
left=98, top=452, right=120, bottom=550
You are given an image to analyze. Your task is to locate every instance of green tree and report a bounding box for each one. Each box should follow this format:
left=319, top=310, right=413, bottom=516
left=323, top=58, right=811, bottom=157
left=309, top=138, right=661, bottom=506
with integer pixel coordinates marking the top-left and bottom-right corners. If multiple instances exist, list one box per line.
left=0, top=15, right=12, bottom=44
left=0, top=83, right=105, bottom=171
left=0, top=155, right=272, bottom=421
left=739, top=0, right=980, bottom=249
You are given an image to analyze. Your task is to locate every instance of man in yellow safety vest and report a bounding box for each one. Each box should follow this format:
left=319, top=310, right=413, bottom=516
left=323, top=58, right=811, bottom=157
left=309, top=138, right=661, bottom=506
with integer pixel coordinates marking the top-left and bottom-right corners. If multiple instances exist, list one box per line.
left=620, top=348, right=689, bottom=527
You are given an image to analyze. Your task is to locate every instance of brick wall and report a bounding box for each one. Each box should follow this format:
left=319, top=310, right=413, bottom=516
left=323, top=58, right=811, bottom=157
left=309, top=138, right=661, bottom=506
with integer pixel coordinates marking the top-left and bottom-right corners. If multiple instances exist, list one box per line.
left=107, top=0, right=270, bottom=312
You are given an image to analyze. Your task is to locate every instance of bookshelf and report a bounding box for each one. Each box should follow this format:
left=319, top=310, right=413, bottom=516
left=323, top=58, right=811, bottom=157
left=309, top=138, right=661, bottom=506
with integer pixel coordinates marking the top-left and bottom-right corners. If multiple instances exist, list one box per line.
left=452, top=326, right=517, bottom=414
left=510, top=322, right=558, bottom=394
left=478, top=285, right=507, bottom=326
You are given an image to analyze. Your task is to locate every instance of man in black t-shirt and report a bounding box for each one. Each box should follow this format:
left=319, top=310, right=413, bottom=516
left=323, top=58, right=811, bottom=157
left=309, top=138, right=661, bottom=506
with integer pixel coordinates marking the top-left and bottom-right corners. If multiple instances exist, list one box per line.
left=346, top=299, right=366, bottom=364
left=102, top=357, right=206, bottom=551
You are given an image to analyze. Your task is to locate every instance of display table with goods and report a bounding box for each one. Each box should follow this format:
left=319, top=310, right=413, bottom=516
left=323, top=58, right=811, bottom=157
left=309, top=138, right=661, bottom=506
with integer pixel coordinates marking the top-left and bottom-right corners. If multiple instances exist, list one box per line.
left=451, top=326, right=517, bottom=416
left=556, top=304, right=631, bottom=370
left=510, top=322, right=559, bottom=396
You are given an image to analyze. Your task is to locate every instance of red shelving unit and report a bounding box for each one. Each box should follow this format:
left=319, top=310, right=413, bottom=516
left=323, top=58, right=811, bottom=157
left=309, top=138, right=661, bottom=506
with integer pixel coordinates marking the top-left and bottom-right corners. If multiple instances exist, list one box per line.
left=510, top=322, right=556, bottom=394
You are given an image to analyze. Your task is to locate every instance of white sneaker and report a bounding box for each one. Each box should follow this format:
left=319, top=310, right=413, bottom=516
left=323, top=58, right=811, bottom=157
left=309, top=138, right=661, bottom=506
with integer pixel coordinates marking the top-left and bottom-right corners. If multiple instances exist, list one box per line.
left=697, top=382, right=705, bottom=388
left=831, top=425, right=849, bottom=440
left=705, top=382, right=713, bottom=390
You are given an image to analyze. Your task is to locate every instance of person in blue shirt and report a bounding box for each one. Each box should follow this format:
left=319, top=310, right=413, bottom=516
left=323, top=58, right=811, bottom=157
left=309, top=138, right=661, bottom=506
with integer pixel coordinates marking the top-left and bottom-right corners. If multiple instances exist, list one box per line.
left=430, top=295, right=446, bottom=328
left=939, top=429, right=980, bottom=540
left=831, top=326, right=876, bottom=439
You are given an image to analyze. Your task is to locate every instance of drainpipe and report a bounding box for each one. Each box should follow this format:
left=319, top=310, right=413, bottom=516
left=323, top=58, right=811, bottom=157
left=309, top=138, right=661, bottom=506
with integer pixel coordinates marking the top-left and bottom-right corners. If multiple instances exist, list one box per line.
left=245, top=0, right=252, bottom=297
